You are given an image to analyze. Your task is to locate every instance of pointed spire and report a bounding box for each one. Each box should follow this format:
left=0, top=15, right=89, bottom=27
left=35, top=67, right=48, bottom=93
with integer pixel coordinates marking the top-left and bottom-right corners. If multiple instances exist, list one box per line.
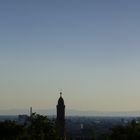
left=60, top=92, right=62, bottom=97
left=59, top=88, right=62, bottom=97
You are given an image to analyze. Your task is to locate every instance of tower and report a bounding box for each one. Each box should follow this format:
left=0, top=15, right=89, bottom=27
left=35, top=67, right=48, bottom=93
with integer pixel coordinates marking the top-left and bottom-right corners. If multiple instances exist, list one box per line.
left=56, top=92, right=65, bottom=139
left=30, top=107, right=32, bottom=117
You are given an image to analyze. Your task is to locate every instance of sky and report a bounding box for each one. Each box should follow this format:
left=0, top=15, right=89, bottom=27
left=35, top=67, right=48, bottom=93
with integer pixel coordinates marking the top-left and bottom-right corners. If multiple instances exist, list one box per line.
left=0, top=0, right=140, bottom=113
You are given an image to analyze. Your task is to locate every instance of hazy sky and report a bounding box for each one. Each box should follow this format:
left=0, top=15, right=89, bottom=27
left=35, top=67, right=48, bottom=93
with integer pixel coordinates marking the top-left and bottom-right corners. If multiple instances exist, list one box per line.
left=0, top=0, right=140, bottom=112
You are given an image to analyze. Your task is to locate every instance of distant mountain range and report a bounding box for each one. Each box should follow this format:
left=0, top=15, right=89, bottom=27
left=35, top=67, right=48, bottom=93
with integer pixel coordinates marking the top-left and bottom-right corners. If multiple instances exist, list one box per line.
left=65, top=110, right=140, bottom=117
left=1, top=109, right=140, bottom=117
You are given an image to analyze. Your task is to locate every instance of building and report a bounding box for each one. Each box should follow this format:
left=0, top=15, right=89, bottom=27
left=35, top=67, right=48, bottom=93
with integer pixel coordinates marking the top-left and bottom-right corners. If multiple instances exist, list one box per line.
left=56, top=92, right=66, bottom=139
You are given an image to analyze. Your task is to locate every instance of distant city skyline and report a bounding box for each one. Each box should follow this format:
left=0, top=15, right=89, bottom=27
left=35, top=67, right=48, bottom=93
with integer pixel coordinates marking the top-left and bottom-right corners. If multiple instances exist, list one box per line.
left=0, top=0, right=140, bottom=112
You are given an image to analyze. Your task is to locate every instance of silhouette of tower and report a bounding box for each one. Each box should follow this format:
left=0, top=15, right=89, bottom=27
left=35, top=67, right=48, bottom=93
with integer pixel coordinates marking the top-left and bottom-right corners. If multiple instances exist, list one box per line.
left=30, top=107, right=32, bottom=117
left=56, top=92, right=66, bottom=139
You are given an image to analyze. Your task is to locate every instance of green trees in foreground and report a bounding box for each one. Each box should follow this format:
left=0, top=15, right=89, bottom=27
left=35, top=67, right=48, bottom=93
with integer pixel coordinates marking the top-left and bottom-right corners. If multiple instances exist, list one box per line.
left=0, top=120, right=24, bottom=140
left=27, top=113, right=59, bottom=140
left=107, top=120, right=140, bottom=140
left=0, top=113, right=60, bottom=140
left=1, top=114, right=140, bottom=140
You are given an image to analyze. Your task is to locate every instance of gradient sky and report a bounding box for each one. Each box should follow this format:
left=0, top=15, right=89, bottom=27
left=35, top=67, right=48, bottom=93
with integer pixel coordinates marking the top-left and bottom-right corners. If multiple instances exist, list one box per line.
left=0, top=0, right=140, bottom=112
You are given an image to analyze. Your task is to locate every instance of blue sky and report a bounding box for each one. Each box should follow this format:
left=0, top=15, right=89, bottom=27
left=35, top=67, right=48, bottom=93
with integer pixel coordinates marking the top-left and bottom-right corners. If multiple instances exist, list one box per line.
left=0, top=0, right=140, bottom=112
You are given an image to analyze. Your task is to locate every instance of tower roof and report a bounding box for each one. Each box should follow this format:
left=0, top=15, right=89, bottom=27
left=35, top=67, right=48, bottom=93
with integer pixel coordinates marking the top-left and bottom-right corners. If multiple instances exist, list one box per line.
left=58, top=92, right=64, bottom=105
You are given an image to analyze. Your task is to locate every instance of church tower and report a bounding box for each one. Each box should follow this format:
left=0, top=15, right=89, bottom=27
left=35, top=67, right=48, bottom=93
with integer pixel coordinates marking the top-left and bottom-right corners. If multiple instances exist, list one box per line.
left=56, top=92, right=65, bottom=139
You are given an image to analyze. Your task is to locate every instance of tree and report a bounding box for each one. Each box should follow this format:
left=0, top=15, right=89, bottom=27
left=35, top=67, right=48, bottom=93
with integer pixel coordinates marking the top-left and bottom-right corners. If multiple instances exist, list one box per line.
left=107, top=120, right=140, bottom=140
left=27, top=113, right=59, bottom=140
left=0, top=113, right=60, bottom=140
left=0, top=120, right=24, bottom=140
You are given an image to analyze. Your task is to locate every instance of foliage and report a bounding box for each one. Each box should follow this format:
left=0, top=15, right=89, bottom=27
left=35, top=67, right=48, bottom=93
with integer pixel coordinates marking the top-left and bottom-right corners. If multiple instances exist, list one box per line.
left=3, top=114, right=140, bottom=140
left=27, top=113, right=59, bottom=140
left=107, top=120, right=140, bottom=140
left=0, top=113, right=60, bottom=140
left=0, top=120, right=24, bottom=140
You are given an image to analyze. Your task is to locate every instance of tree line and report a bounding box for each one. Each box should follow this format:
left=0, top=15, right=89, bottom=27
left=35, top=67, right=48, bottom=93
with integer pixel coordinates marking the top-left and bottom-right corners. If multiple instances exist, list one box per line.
left=1, top=113, right=140, bottom=140
left=0, top=113, right=60, bottom=140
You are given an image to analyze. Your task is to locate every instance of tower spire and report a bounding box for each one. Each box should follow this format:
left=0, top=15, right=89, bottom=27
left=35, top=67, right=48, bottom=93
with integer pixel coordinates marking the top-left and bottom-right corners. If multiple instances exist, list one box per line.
left=59, top=89, right=62, bottom=97
left=60, top=92, right=62, bottom=97
left=56, top=90, right=65, bottom=139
